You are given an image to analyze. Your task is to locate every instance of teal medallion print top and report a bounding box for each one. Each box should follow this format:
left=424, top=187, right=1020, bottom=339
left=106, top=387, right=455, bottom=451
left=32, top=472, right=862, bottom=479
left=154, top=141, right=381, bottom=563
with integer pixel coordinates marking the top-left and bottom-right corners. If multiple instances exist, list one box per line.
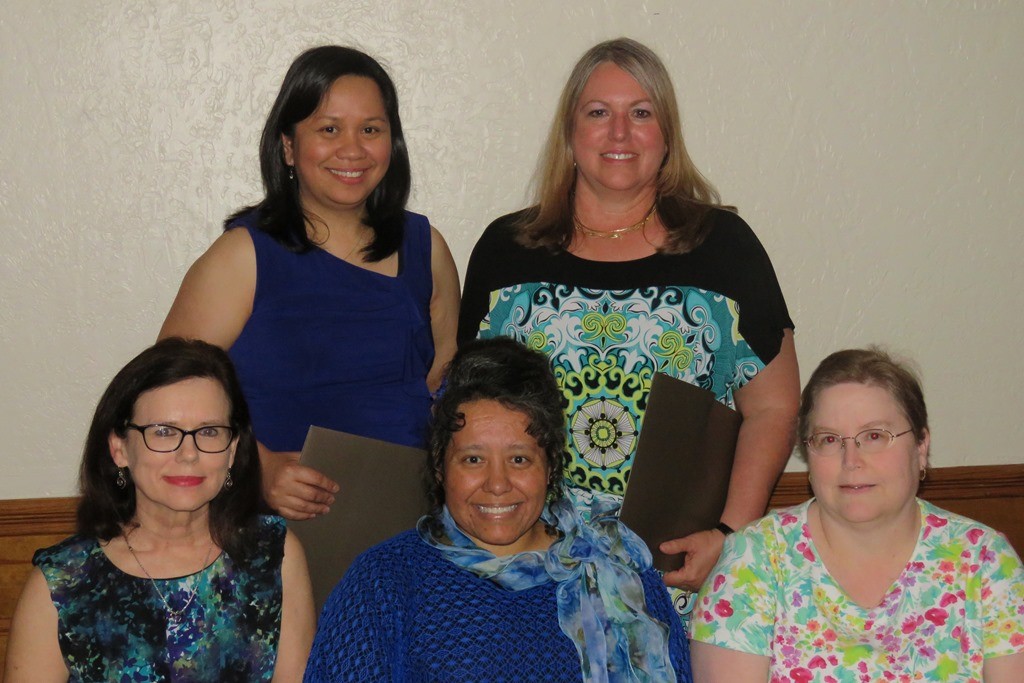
left=33, top=515, right=286, bottom=682
left=481, top=282, right=761, bottom=495
left=459, top=208, right=792, bottom=501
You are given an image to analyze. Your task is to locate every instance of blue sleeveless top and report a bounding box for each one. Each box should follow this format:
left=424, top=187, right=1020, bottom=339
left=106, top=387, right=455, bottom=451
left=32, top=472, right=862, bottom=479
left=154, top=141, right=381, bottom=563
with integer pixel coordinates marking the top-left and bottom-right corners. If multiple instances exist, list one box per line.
left=33, top=516, right=285, bottom=682
left=228, top=211, right=435, bottom=451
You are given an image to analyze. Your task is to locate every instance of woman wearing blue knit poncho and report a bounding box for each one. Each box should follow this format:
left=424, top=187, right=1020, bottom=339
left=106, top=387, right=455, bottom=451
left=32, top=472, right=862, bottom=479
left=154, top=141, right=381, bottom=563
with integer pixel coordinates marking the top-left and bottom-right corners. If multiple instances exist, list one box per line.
left=304, top=338, right=690, bottom=682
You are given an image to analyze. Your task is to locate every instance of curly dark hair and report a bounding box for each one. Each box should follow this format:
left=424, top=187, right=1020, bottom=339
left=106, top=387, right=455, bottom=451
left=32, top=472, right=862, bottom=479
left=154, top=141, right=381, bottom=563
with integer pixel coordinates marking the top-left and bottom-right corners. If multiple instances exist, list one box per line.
left=77, top=338, right=262, bottom=561
left=427, top=338, right=567, bottom=512
left=224, top=45, right=411, bottom=262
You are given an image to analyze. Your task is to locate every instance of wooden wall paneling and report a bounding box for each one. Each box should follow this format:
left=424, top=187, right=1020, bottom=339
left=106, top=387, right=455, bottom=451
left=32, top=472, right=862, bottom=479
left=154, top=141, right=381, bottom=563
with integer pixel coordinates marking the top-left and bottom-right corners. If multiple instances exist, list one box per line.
left=768, top=464, right=1024, bottom=552
left=0, top=497, right=76, bottom=681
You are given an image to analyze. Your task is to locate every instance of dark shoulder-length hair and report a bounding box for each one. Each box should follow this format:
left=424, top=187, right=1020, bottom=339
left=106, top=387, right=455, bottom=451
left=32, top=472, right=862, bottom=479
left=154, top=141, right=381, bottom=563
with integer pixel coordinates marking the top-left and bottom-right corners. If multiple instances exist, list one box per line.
left=225, top=45, right=411, bottom=262
left=77, top=338, right=263, bottom=561
left=427, top=338, right=567, bottom=513
left=517, top=37, right=728, bottom=254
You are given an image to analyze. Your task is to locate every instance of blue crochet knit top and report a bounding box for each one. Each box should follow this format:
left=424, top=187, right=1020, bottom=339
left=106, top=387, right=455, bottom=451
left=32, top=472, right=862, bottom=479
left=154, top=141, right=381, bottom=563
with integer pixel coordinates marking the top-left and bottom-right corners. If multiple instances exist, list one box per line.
left=304, top=529, right=691, bottom=682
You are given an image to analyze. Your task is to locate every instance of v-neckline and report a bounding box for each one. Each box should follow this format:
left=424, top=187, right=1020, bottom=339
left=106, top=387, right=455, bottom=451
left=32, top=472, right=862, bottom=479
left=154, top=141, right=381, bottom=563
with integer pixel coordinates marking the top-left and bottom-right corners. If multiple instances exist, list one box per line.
left=803, top=499, right=924, bottom=615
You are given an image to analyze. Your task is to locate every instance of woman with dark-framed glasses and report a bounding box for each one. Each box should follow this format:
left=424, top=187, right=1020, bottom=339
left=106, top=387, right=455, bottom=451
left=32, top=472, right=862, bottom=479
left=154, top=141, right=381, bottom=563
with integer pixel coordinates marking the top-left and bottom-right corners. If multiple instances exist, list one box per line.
left=4, top=338, right=316, bottom=682
left=690, top=348, right=1024, bottom=682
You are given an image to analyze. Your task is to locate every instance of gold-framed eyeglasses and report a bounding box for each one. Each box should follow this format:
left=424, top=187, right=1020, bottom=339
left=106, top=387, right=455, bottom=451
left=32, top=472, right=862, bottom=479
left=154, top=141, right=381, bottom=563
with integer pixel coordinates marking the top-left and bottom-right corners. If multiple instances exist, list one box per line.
left=803, top=428, right=913, bottom=456
left=127, top=423, right=235, bottom=454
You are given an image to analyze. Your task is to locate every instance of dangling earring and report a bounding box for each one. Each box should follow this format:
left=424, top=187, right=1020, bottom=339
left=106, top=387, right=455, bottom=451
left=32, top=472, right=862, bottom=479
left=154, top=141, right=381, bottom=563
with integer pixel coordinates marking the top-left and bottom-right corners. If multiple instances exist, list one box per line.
left=224, top=469, right=233, bottom=490
left=806, top=472, right=813, bottom=487
left=919, top=468, right=927, bottom=482
left=288, top=166, right=295, bottom=181
left=116, top=467, right=128, bottom=489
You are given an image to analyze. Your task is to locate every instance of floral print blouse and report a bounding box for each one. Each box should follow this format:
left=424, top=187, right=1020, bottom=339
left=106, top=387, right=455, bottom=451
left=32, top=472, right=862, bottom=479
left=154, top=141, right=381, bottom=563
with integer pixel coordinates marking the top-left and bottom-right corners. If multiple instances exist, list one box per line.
left=692, top=499, right=1024, bottom=683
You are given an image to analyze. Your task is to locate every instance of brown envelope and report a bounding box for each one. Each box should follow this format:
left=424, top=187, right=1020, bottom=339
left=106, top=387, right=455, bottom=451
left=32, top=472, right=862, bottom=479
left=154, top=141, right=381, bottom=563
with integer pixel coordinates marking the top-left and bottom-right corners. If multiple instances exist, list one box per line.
left=288, top=426, right=431, bottom=612
left=618, top=372, right=741, bottom=572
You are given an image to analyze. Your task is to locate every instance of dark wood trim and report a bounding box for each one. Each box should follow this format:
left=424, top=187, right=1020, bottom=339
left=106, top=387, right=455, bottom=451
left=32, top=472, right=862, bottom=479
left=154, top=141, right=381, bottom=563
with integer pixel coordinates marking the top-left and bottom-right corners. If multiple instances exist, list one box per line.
left=0, top=497, right=77, bottom=536
left=769, top=463, right=1024, bottom=508
left=768, top=471, right=812, bottom=508
left=918, top=463, right=1024, bottom=499
left=767, top=463, right=1024, bottom=556
left=1, top=464, right=1022, bottom=536
left=1, top=463, right=1022, bottom=536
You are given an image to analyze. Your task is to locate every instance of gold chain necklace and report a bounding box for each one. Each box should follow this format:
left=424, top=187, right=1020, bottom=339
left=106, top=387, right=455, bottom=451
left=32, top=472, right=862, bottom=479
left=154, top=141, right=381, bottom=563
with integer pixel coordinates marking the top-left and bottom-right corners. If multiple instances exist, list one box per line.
left=125, top=531, right=215, bottom=622
left=573, top=205, right=657, bottom=239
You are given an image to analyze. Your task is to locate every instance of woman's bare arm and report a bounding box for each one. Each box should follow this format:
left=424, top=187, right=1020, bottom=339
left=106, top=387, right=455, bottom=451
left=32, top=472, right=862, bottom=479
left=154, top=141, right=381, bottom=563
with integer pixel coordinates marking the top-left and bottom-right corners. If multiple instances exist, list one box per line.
left=4, top=568, right=69, bottom=682
left=158, top=227, right=256, bottom=347
left=690, top=642, right=770, bottom=683
left=661, top=330, right=799, bottom=591
left=983, top=651, right=1024, bottom=683
left=426, top=226, right=461, bottom=393
left=272, top=530, right=317, bottom=682
left=160, top=229, right=338, bottom=519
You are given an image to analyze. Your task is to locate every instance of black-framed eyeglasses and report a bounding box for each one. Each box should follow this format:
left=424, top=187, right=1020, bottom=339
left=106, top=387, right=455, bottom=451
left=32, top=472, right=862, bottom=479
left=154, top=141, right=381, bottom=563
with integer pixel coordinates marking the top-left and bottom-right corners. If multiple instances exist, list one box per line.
left=803, top=428, right=913, bottom=456
left=127, top=423, right=236, bottom=454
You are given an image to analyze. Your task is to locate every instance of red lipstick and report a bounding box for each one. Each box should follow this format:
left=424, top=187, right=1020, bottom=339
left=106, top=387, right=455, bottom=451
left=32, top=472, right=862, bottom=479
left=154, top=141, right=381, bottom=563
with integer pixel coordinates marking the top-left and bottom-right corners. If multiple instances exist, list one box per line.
left=164, top=476, right=205, bottom=487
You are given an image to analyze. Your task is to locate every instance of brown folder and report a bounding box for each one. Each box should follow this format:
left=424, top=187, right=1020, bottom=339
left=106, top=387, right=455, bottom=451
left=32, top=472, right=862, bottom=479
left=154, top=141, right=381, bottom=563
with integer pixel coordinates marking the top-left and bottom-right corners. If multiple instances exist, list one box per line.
left=288, top=426, right=431, bottom=612
left=618, top=373, right=741, bottom=572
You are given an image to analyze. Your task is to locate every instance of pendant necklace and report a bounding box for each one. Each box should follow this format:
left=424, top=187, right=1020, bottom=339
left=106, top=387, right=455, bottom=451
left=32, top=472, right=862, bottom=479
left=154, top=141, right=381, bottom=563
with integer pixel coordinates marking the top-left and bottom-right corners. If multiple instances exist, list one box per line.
left=125, top=531, right=215, bottom=623
left=573, top=204, right=657, bottom=239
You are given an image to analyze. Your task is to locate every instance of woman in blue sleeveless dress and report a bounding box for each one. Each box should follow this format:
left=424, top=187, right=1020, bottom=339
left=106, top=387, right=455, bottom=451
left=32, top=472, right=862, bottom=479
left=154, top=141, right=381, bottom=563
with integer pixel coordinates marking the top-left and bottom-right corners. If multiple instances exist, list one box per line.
left=4, top=338, right=315, bottom=682
left=160, top=47, right=460, bottom=520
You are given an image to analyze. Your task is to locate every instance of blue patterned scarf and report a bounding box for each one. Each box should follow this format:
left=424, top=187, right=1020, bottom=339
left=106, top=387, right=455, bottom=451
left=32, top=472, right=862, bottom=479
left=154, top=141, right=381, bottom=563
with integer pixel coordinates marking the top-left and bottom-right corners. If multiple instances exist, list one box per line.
left=417, top=491, right=676, bottom=682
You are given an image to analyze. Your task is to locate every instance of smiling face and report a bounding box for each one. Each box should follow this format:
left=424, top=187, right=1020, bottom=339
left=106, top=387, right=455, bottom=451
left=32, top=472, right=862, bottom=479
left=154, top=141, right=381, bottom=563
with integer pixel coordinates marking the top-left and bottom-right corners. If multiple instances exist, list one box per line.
left=443, top=399, right=552, bottom=556
left=282, top=75, right=392, bottom=222
left=571, top=62, right=667, bottom=202
left=110, top=377, right=236, bottom=518
left=807, top=382, right=929, bottom=529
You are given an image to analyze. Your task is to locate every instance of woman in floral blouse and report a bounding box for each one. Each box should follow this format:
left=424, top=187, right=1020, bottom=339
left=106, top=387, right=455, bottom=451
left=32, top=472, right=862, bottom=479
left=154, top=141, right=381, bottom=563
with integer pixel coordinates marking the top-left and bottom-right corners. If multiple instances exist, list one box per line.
left=691, top=348, right=1024, bottom=682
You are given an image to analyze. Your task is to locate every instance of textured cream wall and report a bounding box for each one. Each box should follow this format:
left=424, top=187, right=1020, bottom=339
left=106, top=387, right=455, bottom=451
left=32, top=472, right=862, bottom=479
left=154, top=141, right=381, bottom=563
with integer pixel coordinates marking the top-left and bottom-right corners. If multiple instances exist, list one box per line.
left=2, top=1, right=1021, bottom=498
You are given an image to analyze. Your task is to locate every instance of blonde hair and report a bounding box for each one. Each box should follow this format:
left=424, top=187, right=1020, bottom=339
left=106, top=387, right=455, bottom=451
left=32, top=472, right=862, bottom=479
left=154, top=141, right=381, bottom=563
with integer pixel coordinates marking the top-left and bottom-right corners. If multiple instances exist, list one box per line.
left=517, top=38, right=727, bottom=253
